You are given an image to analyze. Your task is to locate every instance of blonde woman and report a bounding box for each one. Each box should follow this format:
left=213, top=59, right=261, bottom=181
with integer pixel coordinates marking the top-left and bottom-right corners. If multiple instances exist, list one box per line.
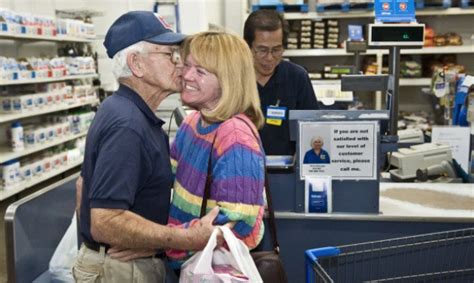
left=167, top=31, right=266, bottom=270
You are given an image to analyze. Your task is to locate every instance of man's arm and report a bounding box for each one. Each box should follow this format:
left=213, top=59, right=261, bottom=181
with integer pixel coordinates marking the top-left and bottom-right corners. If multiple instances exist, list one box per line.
left=91, top=206, right=218, bottom=251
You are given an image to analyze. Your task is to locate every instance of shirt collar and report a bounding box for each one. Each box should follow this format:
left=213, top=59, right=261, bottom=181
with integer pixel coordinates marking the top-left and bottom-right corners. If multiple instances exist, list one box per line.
left=116, top=84, right=165, bottom=126
left=259, top=62, right=282, bottom=88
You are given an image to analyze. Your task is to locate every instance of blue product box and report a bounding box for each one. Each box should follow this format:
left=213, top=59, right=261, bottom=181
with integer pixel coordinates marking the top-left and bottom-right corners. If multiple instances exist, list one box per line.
left=375, top=0, right=416, bottom=23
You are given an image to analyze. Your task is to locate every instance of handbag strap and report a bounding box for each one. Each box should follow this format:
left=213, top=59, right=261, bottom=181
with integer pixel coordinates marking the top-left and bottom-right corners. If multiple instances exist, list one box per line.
left=200, top=128, right=218, bottom=218
left=199, top=116, right=281, bottom=254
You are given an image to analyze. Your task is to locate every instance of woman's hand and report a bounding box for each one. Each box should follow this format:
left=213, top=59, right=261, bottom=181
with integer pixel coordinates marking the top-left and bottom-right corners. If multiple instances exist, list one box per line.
left=107, top=247, right=157, bottom=262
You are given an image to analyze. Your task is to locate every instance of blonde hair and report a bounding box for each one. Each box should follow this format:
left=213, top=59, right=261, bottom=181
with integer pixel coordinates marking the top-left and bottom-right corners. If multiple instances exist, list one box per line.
left=182, top=31, right=264, bottom=129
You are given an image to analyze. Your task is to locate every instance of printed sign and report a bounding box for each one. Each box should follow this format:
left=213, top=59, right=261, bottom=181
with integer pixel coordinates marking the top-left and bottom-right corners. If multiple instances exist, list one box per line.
left=299, top=121, right=378, bottom=180
left=375, top=0, right=415, bottom=23
left=432, top=126, right=471, bottom=172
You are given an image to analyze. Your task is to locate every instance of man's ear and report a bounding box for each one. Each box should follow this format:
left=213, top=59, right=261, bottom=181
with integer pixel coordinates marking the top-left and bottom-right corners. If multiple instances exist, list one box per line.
left=127, top=52, right=145, bottom=78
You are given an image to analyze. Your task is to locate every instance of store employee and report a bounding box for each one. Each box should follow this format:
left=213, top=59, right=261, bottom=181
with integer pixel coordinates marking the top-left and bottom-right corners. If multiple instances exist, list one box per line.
left=244, top=9, right=320, bottom=156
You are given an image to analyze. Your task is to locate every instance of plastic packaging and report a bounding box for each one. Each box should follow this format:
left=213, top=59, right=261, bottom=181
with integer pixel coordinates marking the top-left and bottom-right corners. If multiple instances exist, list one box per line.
left=11, top=121, right=24, bottom=152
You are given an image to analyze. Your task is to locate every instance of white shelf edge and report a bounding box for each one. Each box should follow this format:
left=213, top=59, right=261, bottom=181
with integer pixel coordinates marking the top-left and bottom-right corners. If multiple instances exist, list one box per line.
left=0, top=158, right=83, bottom=201
left=399, top=78, right=432, bottom=86
left=0, top=98, right=99, bottom=124
left=284, top=7, right=474, bottom=20
left=0, top=74, right=98, bottom=86
left=311, top=78, right=431, bottom=86
left=285, top=45, right=474, bottom=57
left=0, top=32, right=95, bottom=43
left=400, top=45, right=474, bottom=54
left=0, top=131, right=87, bottom=163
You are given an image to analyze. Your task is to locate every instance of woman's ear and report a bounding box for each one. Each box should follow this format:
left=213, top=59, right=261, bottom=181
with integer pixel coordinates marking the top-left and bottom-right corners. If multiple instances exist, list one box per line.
left=127, top=52, right=145, bottom=78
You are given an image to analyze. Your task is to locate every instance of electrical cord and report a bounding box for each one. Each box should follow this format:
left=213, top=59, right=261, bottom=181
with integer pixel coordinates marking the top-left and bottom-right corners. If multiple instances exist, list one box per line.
left=383, top=151, right=393, bottom=172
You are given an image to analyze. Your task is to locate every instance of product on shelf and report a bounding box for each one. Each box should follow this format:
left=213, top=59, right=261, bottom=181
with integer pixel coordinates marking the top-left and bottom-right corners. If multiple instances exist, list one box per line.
left=424, top=26, right=435, bottom=47
left=0, top=159, right=20, bottom=188
left=10, top=121, right=24, bottom=152
left=0, top=55, right=96, bottom=82
left=0, top=82, right=97, bottom=114
left=0, top=8, right=95, bottom=39
left=401, top=61, right=422, bottom=78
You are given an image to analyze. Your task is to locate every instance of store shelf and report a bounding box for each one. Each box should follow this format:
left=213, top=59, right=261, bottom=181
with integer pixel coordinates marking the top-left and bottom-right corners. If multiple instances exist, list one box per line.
left=311, top=78, right=432, bottom=86
left=399, top=78, right=432, bottom=86
left=0, top=32, right=95, bottom=43
left=0, top=131, right=87, bottom=163
left=284, top=7, right=474, bottom=20
left=0, top=98, right=99, bottom=124
left=0, top=74, right=98, bottom=86
left=311, top=79, right=342, bottom=84
left=284, top=48, right=380, bottom=57
left=400, top=45, right=474, bottom=55
left=284, top=45, right=474, bottom=57
left=0, top=158, right=83, bottom=201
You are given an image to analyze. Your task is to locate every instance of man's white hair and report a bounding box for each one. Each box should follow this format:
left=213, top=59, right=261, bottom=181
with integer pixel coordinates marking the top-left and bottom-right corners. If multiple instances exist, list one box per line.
left=112, top=41, right=148, bottom=80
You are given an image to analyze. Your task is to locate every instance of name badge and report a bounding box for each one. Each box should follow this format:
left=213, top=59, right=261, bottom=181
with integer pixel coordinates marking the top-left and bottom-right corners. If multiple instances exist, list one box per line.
left=266, top=106, right=287, bottom=119
left=266, top=118, right=283, bottom=126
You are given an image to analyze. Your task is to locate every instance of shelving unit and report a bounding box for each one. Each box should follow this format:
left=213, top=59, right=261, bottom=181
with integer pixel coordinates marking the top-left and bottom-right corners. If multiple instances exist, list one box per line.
left=284, top=7, right=474, bottom=20
left=282, top=6, right=474, bottom=111
left=284, top=45, right=474, bottom=57
left=0, top=33, right=94, bottom=43
left=0, top=131, right=87, bottom=163
left=0, top=158, right=83, bottom=201
left=312, top=78, right=432, bottom=87
left=0, top=98, right=99, bottom=123
left=0, top=21, right=98, bottom=200
left=0, top=74, right=98, bottom=86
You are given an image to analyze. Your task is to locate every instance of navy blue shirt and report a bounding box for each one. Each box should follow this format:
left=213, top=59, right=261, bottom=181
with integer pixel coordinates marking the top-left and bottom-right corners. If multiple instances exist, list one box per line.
left=80, top=84, right=172, bottom=246
left=258, top=60, right=319, bottom=155
left=303, top=148, right=331, bottom=164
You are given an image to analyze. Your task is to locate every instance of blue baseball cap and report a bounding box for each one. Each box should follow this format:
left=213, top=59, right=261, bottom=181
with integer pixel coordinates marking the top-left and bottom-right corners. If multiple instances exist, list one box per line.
left=104, top=11, right=186, bottom=58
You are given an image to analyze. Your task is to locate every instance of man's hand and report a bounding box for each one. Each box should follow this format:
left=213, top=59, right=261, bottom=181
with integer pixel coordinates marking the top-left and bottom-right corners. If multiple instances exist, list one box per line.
left=107, top=247, right=156, bottom=262
left=188, top=206, right=219, bottom=250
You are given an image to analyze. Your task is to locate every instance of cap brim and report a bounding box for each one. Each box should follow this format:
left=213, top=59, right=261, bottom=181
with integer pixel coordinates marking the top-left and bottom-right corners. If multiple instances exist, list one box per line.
left=146, top=31, right=186, bottom=45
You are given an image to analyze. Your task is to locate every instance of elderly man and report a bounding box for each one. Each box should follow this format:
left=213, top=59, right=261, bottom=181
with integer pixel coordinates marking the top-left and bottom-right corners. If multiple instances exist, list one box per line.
left=73, top=11, right=218, bottom=282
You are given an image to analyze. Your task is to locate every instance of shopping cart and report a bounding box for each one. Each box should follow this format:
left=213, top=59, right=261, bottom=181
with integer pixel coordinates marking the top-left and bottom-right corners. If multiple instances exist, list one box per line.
left=305, top=228, right=474, bottom=282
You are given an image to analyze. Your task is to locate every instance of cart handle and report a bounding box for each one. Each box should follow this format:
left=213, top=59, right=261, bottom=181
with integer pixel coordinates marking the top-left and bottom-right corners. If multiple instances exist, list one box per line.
left=305, top=247, right=340, bottom=264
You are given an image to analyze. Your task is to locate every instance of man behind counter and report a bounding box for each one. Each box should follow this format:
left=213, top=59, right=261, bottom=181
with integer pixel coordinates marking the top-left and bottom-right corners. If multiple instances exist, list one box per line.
left=244, top=9, right=320, bottom=156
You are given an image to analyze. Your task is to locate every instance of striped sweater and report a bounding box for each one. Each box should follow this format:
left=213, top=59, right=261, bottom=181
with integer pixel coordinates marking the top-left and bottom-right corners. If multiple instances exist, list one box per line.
left=167, top=111, right=265, bottom=267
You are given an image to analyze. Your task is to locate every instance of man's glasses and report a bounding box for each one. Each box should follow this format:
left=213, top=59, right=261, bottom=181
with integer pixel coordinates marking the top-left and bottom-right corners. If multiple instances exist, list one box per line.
left=252, top=46, right=284, bottom=59
left=145, top=49, right=181, bottom=65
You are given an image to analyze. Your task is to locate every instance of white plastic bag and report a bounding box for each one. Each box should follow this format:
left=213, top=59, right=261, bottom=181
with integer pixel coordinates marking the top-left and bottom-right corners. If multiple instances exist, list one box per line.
left=180, top=226, right=262, bottom=283
left=49, top=214, right=78, bottom=283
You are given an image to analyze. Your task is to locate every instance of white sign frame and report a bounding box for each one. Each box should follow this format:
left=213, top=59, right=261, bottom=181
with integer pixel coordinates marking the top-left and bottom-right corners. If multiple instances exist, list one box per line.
left=299, top=121, right=379, bottom=180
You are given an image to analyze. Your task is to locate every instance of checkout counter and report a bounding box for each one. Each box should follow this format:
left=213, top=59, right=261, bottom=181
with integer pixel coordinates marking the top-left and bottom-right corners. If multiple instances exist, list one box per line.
left=257, top=109, right=473, bottom=282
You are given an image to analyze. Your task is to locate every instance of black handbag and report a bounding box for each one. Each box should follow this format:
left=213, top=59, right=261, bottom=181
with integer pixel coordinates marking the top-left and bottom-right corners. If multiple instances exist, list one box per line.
left=200, top=119, right=288, bottom=283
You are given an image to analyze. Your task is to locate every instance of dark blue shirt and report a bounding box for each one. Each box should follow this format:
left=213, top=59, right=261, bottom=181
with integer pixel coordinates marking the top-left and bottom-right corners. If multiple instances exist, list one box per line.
left=303, top=148, right=331, bottom=164
left=258, top=60, right=319, bottom=155
left=80, top=84, right=172, bottom=246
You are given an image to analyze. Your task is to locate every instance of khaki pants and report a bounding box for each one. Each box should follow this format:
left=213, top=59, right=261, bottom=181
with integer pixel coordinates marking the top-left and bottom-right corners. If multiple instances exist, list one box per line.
left=73, top=244, right=166, bottom=283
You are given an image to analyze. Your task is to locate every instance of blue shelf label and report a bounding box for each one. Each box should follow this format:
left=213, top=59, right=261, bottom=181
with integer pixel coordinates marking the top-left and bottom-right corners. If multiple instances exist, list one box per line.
left=375, top=0, right=416, bottom=23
